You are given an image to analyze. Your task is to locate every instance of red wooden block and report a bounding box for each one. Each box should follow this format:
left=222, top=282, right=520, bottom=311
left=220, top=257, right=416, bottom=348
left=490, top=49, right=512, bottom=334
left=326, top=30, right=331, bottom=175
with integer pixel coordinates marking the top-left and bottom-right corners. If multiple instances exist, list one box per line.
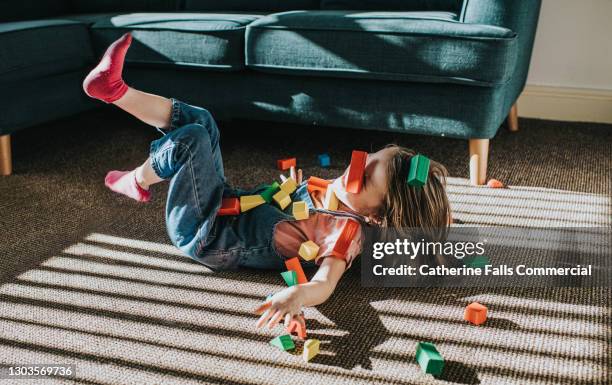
left=286, top=314, right=307, bottom=340
left=346, top=150, right=367, bottom=193
left=307, top=176, right=331, bottom=193
left=487, top=179, right=504, bottom=188
left=277, top=158, right=297, bottom=171
left=331, top=219, right=360, bottom=259
left=285, top=257, right=308, bottom=284
left=217, top=198, right=240, bottom=216
left=464, top=302, right=488, bottom=325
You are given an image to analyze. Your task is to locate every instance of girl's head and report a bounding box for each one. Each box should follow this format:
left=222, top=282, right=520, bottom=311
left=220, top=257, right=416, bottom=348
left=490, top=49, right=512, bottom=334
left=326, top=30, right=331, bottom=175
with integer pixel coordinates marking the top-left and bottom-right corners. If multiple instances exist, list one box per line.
left=332, top=145, right=451, bottom=237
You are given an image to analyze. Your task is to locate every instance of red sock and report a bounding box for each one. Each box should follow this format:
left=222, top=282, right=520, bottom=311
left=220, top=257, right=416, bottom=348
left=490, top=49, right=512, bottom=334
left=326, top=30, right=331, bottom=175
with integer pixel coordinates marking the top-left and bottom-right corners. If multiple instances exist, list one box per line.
left=83, top=33, right=132, bottom=103
left=104, top=170, right=151, bottom=202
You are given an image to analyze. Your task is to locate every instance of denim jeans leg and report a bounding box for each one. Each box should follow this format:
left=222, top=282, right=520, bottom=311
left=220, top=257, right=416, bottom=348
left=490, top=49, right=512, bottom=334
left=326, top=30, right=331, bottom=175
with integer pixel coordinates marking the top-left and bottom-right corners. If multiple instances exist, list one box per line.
left=149, top=123, right=225, bottom=259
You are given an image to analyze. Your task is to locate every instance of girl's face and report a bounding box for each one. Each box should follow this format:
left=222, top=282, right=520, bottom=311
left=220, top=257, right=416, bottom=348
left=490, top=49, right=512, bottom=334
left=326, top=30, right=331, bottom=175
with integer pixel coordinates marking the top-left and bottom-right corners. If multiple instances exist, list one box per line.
left=331, top=147, right=395, bottom=220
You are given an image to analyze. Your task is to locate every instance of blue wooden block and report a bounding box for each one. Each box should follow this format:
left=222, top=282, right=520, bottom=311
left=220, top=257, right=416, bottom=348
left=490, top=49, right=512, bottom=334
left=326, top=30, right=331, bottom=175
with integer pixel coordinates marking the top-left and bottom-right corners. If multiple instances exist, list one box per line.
left=318, top=154, right=331, bottom=168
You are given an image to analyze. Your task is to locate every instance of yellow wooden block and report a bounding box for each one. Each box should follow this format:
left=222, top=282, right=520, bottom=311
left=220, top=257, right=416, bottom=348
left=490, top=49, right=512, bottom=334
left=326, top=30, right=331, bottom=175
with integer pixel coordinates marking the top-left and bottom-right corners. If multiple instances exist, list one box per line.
left=240, top=195, right=265, bottom=212
left=280, top=177, right=297, bottom=195
left=273, top=190, right=291, bottom=210
left=292, top=201, right=309, bottom=220
left=299, top=240, right=319, bottom=261
left=323, top=187, right=339, bottom=211
left=303, top=339, right=320, bottom=362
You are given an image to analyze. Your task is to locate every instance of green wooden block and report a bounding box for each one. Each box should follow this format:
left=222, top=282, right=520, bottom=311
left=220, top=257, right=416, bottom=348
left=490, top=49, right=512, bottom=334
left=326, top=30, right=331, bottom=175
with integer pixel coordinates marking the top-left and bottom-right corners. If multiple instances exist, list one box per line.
left=281, top=270, right=297, bottom=286
left=270, top=334, right=295, bottom=351
left=407, top=154, right=430, bottom=187
left=260, top=182, right=280, bottom=203
left=416, top=342, right=444, bottom=376
left=464, top=255, right=490, bottom=269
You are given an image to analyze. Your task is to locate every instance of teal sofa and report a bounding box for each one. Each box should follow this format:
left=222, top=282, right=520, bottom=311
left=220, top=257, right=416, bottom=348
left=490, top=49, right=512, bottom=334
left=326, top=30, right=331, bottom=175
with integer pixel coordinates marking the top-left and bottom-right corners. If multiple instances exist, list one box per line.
left=0, top=0, right=541, bottom=184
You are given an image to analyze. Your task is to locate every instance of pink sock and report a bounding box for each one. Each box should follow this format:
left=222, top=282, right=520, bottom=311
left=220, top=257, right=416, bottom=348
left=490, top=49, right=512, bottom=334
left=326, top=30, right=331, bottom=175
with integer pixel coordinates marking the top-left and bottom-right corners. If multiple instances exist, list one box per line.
left=83, top=33, right=132, bottom=103
left=105, top=170, right=151, bottom=202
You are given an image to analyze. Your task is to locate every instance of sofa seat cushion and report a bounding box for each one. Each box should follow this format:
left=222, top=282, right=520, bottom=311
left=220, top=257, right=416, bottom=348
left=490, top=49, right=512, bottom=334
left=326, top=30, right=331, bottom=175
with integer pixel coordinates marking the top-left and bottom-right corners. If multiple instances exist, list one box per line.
left=246, top=10, right=518, bottom=86
left=0, top=20, right=93, bottom=83
left=90, top=13, right=264, bottom=71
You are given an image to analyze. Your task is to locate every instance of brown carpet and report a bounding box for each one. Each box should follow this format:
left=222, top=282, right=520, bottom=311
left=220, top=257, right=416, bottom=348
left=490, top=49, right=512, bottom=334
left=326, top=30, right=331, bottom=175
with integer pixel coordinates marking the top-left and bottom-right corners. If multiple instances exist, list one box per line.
left=0, top=106, right=610, bottom=385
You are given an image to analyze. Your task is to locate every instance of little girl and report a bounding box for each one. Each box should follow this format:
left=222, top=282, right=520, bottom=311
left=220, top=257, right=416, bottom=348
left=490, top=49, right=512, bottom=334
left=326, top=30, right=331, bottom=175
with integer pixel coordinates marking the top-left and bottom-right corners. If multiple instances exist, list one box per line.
left=83, top=34, right=451, bottom=330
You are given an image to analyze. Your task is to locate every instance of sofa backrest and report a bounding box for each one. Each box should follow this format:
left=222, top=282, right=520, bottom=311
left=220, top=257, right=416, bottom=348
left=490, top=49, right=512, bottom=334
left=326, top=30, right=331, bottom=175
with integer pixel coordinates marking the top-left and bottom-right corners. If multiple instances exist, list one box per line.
left=0, top=0, right=71, bottom=22
left=320, top=0, right=463, bottom=13
left=183, top=0, right=320, bottom=12
left=70, top=0, right=180, bottom=13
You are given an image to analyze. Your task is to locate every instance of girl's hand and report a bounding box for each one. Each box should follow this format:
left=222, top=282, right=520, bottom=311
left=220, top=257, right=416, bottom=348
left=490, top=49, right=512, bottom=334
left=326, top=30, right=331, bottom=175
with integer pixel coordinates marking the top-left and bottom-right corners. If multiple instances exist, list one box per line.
left=254, top=286, right=304, bottom=329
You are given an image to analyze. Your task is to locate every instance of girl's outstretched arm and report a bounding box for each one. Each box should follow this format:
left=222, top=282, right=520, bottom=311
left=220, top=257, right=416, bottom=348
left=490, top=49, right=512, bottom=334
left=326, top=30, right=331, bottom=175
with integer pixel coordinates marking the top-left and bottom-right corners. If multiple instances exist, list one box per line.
left=254, top=257, right=347, bottom=329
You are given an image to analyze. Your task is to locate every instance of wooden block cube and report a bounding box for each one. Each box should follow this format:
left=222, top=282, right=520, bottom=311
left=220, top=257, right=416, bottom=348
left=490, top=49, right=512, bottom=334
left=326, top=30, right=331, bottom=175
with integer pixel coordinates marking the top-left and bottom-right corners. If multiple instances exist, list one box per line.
left=261, top=182, right=280, bottom=203
left=415, top=342, right=444, bottom=376
left=307, top=176, right=330, bottom=193
left=323, top=187, right=339, bottom=210
left=303, top=339, right=320, bottom=362
left=407, top=154, right=430, bottom=187
left=270, top=334, right=295, bottom=351
left=286, top=315, right=307, bottom=340
left=281, top=270, right=298, bottom=287
left=277, top=158, right=296, bottom=171
left=346, top=150, right=367, bottom=193
left=217, top=198, right=240, bottom=216
left=331, top=219, right=360, bottom=259
left=280, top=177, right=297, bottom=195
left=318, top=154, right=331, bottom=168
left=273, top=190, right=291, bottom=210
left=464, top=302, right=488, bottom=325
left=299, top=240, right=319, bottom=261
left=240, top=195, right=265, bottom=212
left=292, top=201, right=309, bottom=220
left=285, top=257, right=308, bottom=284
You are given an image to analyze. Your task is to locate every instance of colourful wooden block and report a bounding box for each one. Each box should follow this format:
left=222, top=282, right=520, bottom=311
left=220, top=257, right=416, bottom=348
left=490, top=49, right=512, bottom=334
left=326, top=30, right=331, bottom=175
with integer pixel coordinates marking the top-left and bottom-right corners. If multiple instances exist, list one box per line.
left=299, top=241, right=319, bottom=261
left=331, top=219, right=360, bottom=259
left=323, top=187, right=339, bottom=210
left=463, top=255, right=490, bottom=269
left=407, top=154, right=430, bottom=187
left=303, top=339, right=320, bottom=362
left=240, top=195, right=265, bottom=212
left=285, top=257, right=308, bottom=284
left=318, top=154, right=331, bottom=168
left=346, top=150, right=367, bottom=193
left=280, top=178, right=297, bottom=195
left=487, top=179, right=504, bottom=188
left=270, top=334, right=295, bottom=351
left=281, top=270, right=298, bottom=286
left=464, top=302, right=488, bottom=325
left=273, top=190, right=291, bottom=210
left=261, top=182, right=280, bottom=203
left=217, top=198, right=240, bottom=216
left=307, top=176, right=331, bottom=193
left=286, top=315, right=307, bottom=340
left=292, top=201, right=309, bottom=220
left=277, top=158, right=296, bottom=171
left=415, top=342, right=444, bottom=376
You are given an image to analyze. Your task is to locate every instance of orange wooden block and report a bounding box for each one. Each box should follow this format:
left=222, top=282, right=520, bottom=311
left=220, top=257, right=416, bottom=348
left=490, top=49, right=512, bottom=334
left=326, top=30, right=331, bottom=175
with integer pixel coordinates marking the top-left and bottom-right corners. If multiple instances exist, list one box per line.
left=277, top=158, right=296, bottom=171
left=307, top=176, right=331, bottom=193
left=217, top=198, right=240, bottom=216
left=331, top=219, right=360, bottom=259
left=487, top=179, right=504, bottom=188
left=285, top=257, right=307, bottom=284
left=286, top=314, right=307, bottom=340
left=464, top=302, right=488, bottom=325
left=346, top=150, right=367, bottom=193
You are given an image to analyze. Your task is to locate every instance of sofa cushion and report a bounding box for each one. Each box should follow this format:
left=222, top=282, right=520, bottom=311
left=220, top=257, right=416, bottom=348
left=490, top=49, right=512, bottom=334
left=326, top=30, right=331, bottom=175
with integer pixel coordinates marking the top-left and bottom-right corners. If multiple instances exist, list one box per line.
left=321, top=0, right=462, bottom=13
left=70, top=0, right=179, bottom=13
left=184, top=0, right=319, bottom=12
left=0, top=20, right=93, bottom=83
left=90, top=13, right=264, bottom=71
left=0, top=0, right=71, bottom=22
left=246, top=10, right=518, bottom=86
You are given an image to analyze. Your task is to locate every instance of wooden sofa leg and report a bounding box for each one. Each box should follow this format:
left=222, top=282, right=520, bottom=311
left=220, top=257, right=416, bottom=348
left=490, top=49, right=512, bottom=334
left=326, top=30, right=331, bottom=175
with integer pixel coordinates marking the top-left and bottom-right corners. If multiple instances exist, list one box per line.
left=507, top=103, right=519, bottom=132
left=0, top=134, right=12, bottom=176
left=469, top=139, right=489, bottom=185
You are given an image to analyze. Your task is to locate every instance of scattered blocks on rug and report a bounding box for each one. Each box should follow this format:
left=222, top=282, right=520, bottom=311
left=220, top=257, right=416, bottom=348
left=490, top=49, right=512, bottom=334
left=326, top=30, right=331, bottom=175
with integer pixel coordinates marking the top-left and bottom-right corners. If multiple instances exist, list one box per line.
left=261, top=182, right=280, bottom=203
left=270, top=335, right=295, bottom=351
left=303, top=339, right=320, bottom=362
left=487, top=179, right=505, bottom=188
left=407, top=154, right=430, bottom=187
left=464, top=255, right=490, bottom=269
left=273, top=190, right=291, bottom=210
left=299, top=240, right=319, bottom=261
left=331, top=219, right=360, bottom=259
left=281, top=270, right=298, bottom=287
left=318, top=154, right=331, bottom=168
left=285, top=257, right=308, bottom=284
left=240, top=195, right=265, bottom=212
left=280, top=178, right=297, bottom=195
left=346, top=150, right=367, bottom=193
left=323, top=187, right=339, bottom=210
left=415, top=342, right=444, bottom=376
left=286, top=315, right=307, bottom=340
left=307, top=176, right=331, bottom=193
left=292, top=201, right=309, bottom=220
left=464, top=302, right=488, bottom=325
left=217, top=198, right=240, bottom=216
left=277, top=158, right=297, bottom=171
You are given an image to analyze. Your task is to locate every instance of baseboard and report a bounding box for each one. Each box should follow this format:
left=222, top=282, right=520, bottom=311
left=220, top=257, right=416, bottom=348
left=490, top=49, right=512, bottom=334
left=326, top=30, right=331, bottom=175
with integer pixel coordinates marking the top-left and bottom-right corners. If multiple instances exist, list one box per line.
left=517, top=85, right=612, bottom=124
